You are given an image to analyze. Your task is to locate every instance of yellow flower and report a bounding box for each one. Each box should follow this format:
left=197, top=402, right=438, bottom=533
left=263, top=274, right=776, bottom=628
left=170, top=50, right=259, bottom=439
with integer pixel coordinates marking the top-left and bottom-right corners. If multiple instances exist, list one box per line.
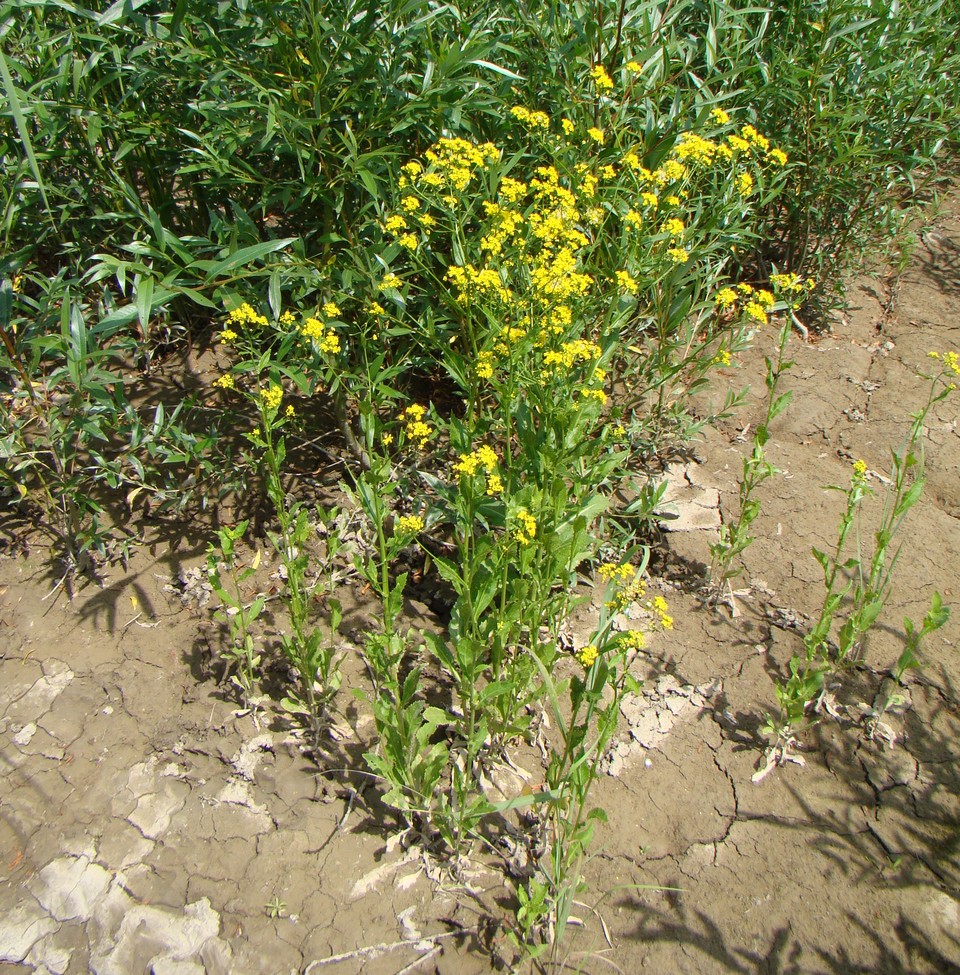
left=219, top=328, right=238, bottom=343
left=715, top=349, right=732, bottom=366
left=226, top=302, right=269, bottom=329
left=400, top=404, right=431, bottom=449
left=651, top=595, right=673, bottom=629
left=368, top=302, right=386, bottom=316
left=322, top=302, right=341, bottom=319
left=587, top=127, right=605, bottom=145
left=214, top=373, right=235, bottom=390
left=590, top=65, right=614, bottom=91
left=396, top=514, right=425, bottom=535
left=737, top=172, right=754, bottom=197
left=514, top=508, right=537, bottom=546
left=379, top=273, right=402, bottom=291
left=662, top=217, right=685, bottom=237
left=625, top=60, right=642, bottom=73
left=285, top=404, right=296, bottom=418
left=382, top=433, right=394, bottom=446
left=667, top=247, right=689, bottom=264
left=260, top=384, right=283, bottom=411
left=599, top=563, right=633, bottom=581
left=715, top=287, right=737, bottom=309
left=852, top=459, right=867, bottom=481
left=768, top=148, right=788, bottom=166
left=710, top=107, right=731, bottom=125
left=401, top=195, right=420, bottom=213
left=561, top=118, right=575, bottom=135
left=618, top=630, right=646, bottom=650
left=616, top=270, right=638, bottom=294
left=486, top=473, right=504, bottom=496
left=575, top=644, right=599, bottom=668
left=279, top=310, right=295, bottom=326
left=744, top=300, right=767, bottom=325
left=641, top=191, right=659, bottom=209
left=319, top=331, right=340, bottom=354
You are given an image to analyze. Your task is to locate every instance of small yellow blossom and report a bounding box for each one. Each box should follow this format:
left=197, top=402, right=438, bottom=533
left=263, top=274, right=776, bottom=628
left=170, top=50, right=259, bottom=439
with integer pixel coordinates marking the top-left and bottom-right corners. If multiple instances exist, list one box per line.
left=651, top=595, right=673, bottom=629
left=715, top=287, right=737, bottom=309
left=396, top=514, right=425, bottom=535
left=737, top=172, right=754, bottom=197
left=667, top=247, right=689, bottom=264
left=214, top=374, right=235, bottom=390
left=662, top=217, right=685, bottom=237
left=587, top=127, right=605, bottom=145
left=853, top=459, right=867, bottom=481
left=226, top=302, right=268, bottom=329
left=590, top=65, right=614, bottom=91
left=260, top=384, right=283, bottom=411
left=618, top=630, right=646, bottom=650
left=401, top=195, right=420, bottom=213
left=380, top=273, right=402, bottom=291
left=625, top=60, right=642, bottom=73
left=285, top=404, right=295, bottom=418
left=561, top=118, right=575, bottom=135
left=616, top=270, right=639, bottom=294
left=715, top=349, right=732, bottom=366
left=382, top=433, right=394, bottom=446
left=575, top=644, right=599, bottom=668
left=322, top=302, right=340, bottom=319
left=768, top=148, right=788, bottom=166
left=219, top=328, right=238, bottom=343
left=710, top=107, right=731, bottom=125
left=368, top=302, right=386, bottom=316
left=514, top=509, right=537, bottom=546
left=486, top=473, right=504, bottom=496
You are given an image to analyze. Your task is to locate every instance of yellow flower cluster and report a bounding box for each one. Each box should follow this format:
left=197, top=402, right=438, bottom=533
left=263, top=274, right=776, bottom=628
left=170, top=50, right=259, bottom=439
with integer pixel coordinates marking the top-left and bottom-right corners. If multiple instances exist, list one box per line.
left=219, top=328, right=238, bottom=343
left=928, top=350, right=960, bottom=376
left=618, top=630, right=646, bottom=650
left=480, top=202, right=525, bottom=256
left=419, top=137, right=499, bottom=193
left=380, top=273, right=402, bottom=291
left=651, top=595, right=674, bottom=629
left=590, top=65, right=614, bottom=91
left=260, top=384, right=283, bottom=411
left=616, top=270, right=639, bottom=294
left=514, top=508, right=537, bottom=546
left=852, top=459, right=868, bottom=482
left=543, top=338, right=602, bottom=371
left=226, top=302, right=268, bottom=329
left=396, top=514, right=425, bottom=535
left=453, top=444, right=498, bottom=479
left=302, top=317, right=341, bottom=354
left=599, top=562, right=635, bottom=582
left=399, top=404, right=432, bottom=449
left=605, top=571, right=647, bottom=611
left=446, top=264, right=511, bottom=305
left=214, top=374, right=235, bottom=390
left=510, top=105, right=550, bottom=130
left=575, top=644, right=599, bottom=668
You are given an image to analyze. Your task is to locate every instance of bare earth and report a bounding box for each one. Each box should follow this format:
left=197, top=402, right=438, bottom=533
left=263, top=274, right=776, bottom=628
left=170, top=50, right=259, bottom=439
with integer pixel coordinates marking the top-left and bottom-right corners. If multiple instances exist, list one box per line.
left=2, top=192, right=959, bottom=975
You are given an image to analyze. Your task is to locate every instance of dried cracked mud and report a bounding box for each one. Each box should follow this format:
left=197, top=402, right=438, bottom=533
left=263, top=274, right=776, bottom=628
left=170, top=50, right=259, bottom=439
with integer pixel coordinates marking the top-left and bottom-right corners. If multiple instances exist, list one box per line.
left=2, top=193, right=960, bottom=974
